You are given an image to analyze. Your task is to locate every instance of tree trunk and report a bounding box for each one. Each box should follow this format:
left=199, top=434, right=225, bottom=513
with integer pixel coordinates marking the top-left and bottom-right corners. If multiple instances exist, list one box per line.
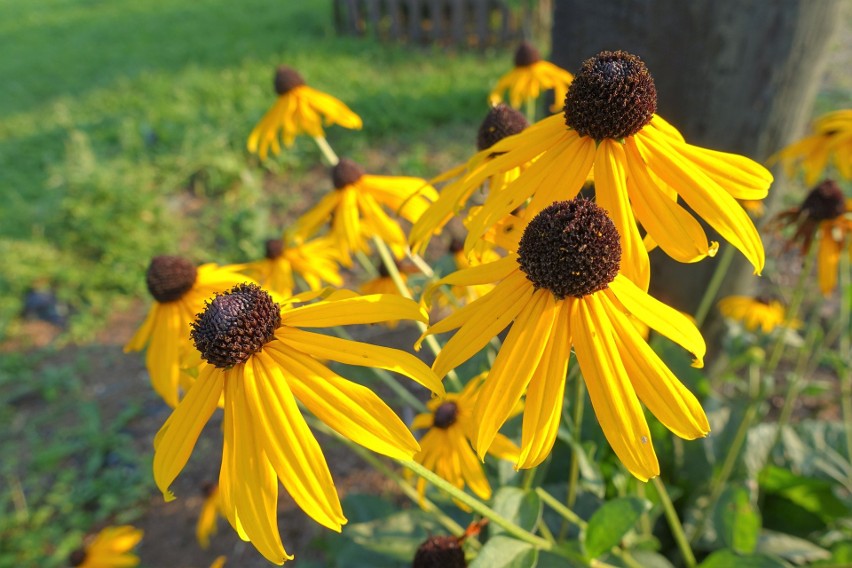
left=550, top=0, right=842, bottom=347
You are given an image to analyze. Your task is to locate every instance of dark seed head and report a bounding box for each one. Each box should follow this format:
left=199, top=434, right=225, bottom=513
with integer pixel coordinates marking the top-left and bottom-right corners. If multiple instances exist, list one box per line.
left=274, top=66, right=306, bottom=95
left=190, top=283, right=281, bottom=369
left=332, top=158, right=366, bottom=189
left=433, top=401, right=459, bottom=429
left=146, top=256, right=198, bottom=303
left=265, top=238, right=284, bottom=260
left=201, top=480, right=218, bottom=498
left=800, top=179, right=846, bottom=221
left=68, top=548, right=86, bottom=567
left=564, top=51, right=657, bottom=141
left=754, top=295, right=772, bottom=305
left=412, top=535, right=466, bottom=568
left=477, top=104, right=529, bottom=151
left=448, top=238, right=464, bottom=255
left=513, top=41, right=541, bottom=67
left=517, top=199, right=621, bottom=299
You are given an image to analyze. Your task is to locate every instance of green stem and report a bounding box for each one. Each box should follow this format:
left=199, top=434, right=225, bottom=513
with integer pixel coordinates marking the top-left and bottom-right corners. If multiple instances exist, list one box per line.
left=766, top=240, right=818, bottom=374
left=566, top=365, right=584, bottom=510
left=535, top=487, right=586, bottom=529
left=373, top=235, right=464, bottom=392
left=524, top=97, right=536, bottom=124
left=332, top=326, right=427, bottom=413
left=306, top=418, right=468, bottom=539
left=652, top=477, right=696, bottom=568
left=402, top=460, right=553, bottom=551
left=694, top=244, right=736, bottom=328
left=838, top=243, right=852, bottom=466
left=312, top=135, right=340, bottom=166
left=354, top=250, right=379, bottom=278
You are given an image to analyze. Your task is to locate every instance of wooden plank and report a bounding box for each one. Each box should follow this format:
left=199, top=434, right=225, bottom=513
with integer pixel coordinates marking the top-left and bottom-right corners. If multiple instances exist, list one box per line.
left=387, top=0, right=402, bottom=39
left=407, top=0, right=422, bottom=42
left=450, top=0, right=465, bottom=45
left=474, top=0, right=488, bottom=46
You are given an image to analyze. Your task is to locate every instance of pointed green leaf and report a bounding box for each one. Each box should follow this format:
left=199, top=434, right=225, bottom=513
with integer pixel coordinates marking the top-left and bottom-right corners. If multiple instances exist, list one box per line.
left=714, top=485, right=761, bottom=553
left=583, top=497, right=649, bottom=559
left=470, top=536, right=538, bottom=568
left=491, top=487, right=542, bottom=536
left=698, top=550, right=789, bottom=568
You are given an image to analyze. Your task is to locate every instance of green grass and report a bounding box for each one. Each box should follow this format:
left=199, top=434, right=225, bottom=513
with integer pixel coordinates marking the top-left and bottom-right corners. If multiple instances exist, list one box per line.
left=0, top=0, right=509, bottom=339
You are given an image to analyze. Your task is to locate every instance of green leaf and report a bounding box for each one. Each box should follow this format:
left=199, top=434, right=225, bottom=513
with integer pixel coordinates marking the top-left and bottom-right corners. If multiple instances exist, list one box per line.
left=583, top=497, right=649, bottom=559
left=759, top=465, right=849, bottom=522
left=698, top=550, right=789, bottom=568
left=490, top=487, right=542, bottom=536
left=470, top=536, right=538, bottom=568
left=756, top=529, right=830, bottom=564
left=714, top=485, right=761, bottom=553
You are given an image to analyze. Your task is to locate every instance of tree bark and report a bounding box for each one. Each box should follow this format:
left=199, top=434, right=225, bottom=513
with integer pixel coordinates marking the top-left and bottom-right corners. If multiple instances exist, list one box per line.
left=550, top=0, right=842, bottom=341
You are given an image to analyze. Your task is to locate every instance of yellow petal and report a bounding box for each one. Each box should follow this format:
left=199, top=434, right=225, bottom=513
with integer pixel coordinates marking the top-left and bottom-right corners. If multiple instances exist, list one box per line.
left=421, top=254, right=519, bottom=309
left=818, top=225, right=840, bottom=296
left=608, top=275, right=706, bottom=367
left=283, top=294, right=427, bottom=327
left=153, top=364, right=224, bottom=500
left=572, top=294, right=659, bottom=481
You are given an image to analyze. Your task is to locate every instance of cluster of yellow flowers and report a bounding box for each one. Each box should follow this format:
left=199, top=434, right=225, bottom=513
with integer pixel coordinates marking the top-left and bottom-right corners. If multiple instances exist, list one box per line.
left=118, top=42, right=852, bottom=566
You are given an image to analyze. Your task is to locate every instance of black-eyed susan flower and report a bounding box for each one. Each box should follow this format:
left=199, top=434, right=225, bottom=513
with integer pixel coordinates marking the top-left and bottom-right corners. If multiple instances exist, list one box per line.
left=154, top=283, right=444, bottom=564
left=420, top=199, right=710, bottom=481
left=489, top=41, right=574, bottom=113
left=239, top=237, right=343, bottom=298
left=409, top=104, right=528, bottom=255
left=196, top=481, right=225, bottom=549
left=289, top=158, right=438, bottom=265
left=68, top=525, right=143, bottom=568
left=718, top=295, right=794, bottom=334
left=771, top=109, right=852, bottom=185
left=411, top=374, right=519, bottom=504
left=247, top=66, right=363, bottom=160
left=458, top=50, right=771, bottom=290
left=412, top=535, right=467, bottom=568
left=124, top=256, right=251, bottom=407
left=773, top=179, right=852, bottom=296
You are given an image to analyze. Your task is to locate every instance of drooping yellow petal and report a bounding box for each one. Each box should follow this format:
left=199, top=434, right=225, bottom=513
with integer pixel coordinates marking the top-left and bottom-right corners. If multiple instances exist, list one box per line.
left=600, top=295, right=710, bottom=440
left=473, top=290, right=559, bottom=458
left=420, top=254, right=519, bottom=309
left=608, top=275, right=706, bottom=367
left=517, top=299, right=572, bottom=469
left=572, top=294, right=659, bottom=481
left=268, top=346, right=422, bottom=459
left=282, top=294, right=427, bottom=327
left=244, top=352, right=346, bottom=531
left=153, top=364, right=224, bottom=500
left=276, top=328, right=443, bottom=395
left=818, top=226, right=841, bottom=295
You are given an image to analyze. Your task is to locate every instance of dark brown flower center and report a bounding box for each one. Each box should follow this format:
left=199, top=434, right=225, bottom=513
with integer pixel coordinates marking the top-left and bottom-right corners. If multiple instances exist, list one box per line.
left=433, top=401, right=459, bottom=429
left=146, top=256, right=198, bottom=303
left=201, top=480, right=218, bottom=498
left=68, top=548, right=86, bottom=567
left=477, top=104, right=529, bottom=151
left=800, top=179, right=846, bottom=221
left=412, top=535, right=466, bottom=568
left=332, top=158, right=366, bottom=189
left=265, top=238, right=284, bottom=260
left=517, top=199, right=621, bottom=299
left=514, top=41, right=541, bottom=67
left=190, top=283, right=281, bottom=369
left=448, top=238, right=464, bottom=255
left=274, top=66, right=306, bottom=95
left=754, top=295, right=772, bottom=306
left=564, top=50, right=657, bottom=141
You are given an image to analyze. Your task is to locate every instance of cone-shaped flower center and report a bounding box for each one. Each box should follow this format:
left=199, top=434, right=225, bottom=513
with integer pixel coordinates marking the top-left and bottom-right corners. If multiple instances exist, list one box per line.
left=518, top=199, right=621, bottom=299
left=432, top=401, right=459, bottom=429
left=274, top=65, right=306, bottom=95
left=513, top=41, right=541, bottom=67
left=265, top=238, right=284, bottom=260
left=564, top=50, right=657, bottom=141
left=754, top=295, right=772, bottom=305
left=413, top=535, right=466, bottom=568
left=191, top=283, right=281, bottom=369
left=448, top=238, right=464, bottom=255
left=68, top=549, right=86, bottom=567
left=801, top=179, right=846, bottom=221
left=332, top=158, right=366, bottom=189
left=477, top=104, right=529, bottom=151
left=146, top=255, right=198, bottom=303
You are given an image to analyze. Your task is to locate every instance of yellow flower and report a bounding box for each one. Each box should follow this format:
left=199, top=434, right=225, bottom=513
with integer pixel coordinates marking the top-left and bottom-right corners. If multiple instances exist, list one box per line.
left=457, top=51, right=771, bottom=289
left=153, top=284, right=444, bottom=564
left=771, top=109, right=852, bottom=185
left=409, top=104, right=528, bottom=255
left=247, top=66, right=362, bottom=160
left=209, top=557, right=227, bottom=568
left=773, top=179, right=852, bottom=296
left=239, top=237, right=343, bottom=298
left=196, top=481, right=225, bottom=549
left=420, top=199, right=709, bottom=481
left=68, top=525, right=143, bottom=568
left=124, top=257, right=251, bottom=407
left=359, top=261, right=411, bottom=328
left=718, top=296, right=793, bottom=334
left=289, top=158, right=438, bottom=266
left=412, top=374, right=520, bottom=504
left=489, top=41, right=574, bottom=113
